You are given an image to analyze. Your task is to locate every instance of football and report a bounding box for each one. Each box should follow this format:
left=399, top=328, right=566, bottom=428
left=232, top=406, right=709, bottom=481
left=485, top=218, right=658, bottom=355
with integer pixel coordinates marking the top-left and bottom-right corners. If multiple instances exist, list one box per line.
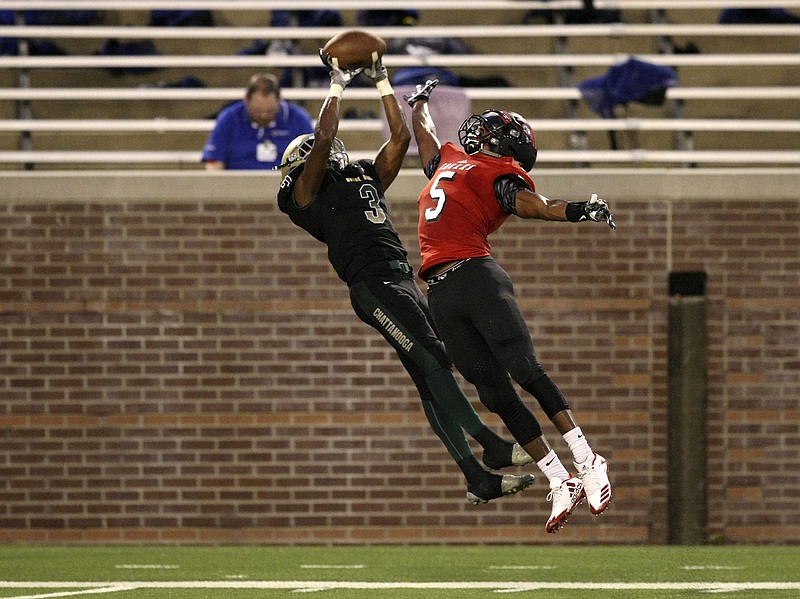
left=322, top=29, right=386, bottom=70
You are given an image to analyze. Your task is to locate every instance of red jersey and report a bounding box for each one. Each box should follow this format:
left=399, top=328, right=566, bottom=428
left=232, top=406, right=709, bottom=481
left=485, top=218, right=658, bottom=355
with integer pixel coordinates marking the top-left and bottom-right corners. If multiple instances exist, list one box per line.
left=417, top=142, right=535, bottom=277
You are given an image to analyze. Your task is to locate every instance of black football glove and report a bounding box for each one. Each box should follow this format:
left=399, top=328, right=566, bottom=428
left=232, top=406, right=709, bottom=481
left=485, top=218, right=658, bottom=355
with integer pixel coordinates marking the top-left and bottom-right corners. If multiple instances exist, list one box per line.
left=319, top=48, right=335, bottom=69
left=582, top=194, right=616, bottom=230
left=404, top=79, right=439, bottom=106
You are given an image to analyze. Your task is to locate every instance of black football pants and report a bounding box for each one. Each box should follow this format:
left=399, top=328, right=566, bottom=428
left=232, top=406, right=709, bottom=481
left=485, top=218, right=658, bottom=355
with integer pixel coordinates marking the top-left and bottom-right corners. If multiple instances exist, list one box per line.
left=349, top=273, right=483, bottom=462
left=426, top=256, right=570, bottom=446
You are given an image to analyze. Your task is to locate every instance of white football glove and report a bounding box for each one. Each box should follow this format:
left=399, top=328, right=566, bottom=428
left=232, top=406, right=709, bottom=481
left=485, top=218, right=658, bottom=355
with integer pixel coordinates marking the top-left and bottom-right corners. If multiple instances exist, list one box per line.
left=363, top=51, right=388, bottom=84
left=329, top=64, right=364, bottom=89
left=319, top=49, right=363, bottom=89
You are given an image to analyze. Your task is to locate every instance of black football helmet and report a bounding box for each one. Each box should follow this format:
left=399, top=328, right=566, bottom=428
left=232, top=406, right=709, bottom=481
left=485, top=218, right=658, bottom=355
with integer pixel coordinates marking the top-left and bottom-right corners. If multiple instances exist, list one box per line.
left=457, top=109, right=538, bottom=171
left=277, top=133, right=349, bottom=178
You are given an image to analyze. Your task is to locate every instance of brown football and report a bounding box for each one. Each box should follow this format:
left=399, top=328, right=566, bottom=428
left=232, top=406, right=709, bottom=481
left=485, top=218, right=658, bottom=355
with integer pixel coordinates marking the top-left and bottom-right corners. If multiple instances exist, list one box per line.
left=322, top=29, right=386, bottom=70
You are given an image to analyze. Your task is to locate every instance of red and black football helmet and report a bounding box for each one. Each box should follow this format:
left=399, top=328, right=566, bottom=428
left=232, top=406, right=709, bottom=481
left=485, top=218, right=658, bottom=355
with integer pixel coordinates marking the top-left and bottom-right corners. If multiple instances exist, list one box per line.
left=458, top=109, right=538, bottom=171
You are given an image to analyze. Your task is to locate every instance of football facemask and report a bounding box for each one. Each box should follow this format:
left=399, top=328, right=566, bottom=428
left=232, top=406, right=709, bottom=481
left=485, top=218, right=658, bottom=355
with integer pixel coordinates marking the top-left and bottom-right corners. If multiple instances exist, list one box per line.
left=277, top=134, right=349, bottom=178
left=458, top=110, right=538, bottom=171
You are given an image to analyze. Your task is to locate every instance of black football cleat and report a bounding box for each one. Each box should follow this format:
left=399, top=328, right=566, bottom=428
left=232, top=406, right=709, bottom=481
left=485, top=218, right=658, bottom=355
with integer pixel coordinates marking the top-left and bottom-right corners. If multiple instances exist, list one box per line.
left=466, top=472, right=535, bottom=505
left=483, top=442, right=534, bottom=470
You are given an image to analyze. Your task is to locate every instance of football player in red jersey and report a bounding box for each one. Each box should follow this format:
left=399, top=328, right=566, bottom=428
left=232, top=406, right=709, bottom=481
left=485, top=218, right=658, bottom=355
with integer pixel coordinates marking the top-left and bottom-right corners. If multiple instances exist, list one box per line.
left=276, top=58, right=536, bottom=505
left=406, top=79, right=615, bottom=533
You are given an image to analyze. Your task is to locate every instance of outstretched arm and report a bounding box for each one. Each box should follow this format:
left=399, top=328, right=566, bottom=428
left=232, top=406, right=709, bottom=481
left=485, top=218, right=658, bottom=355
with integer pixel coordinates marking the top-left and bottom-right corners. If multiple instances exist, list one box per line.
left=364, top=53, right=411, bottom=190
left=405, top=79, right=441, bottom=169
left=513, top=189, right=572, bottom=221
left=293, top=57, right=361, bottom=208
left=515, top=189, right=616, bottom=229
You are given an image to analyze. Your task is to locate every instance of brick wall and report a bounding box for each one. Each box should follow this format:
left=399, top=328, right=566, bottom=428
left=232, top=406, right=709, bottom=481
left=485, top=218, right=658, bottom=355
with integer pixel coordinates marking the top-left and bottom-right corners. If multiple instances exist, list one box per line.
left=1, top=172, right=798, bottom=544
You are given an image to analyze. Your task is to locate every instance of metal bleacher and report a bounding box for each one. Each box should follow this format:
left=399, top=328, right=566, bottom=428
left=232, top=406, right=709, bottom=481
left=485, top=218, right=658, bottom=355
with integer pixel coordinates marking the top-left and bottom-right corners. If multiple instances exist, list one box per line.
left=1, top=0, right=799, bottom=169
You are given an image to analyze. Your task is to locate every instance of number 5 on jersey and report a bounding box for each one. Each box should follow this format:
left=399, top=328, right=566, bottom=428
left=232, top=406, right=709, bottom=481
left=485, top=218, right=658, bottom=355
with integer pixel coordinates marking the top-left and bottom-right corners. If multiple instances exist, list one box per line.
left=425, top=171, right=456, bottom=222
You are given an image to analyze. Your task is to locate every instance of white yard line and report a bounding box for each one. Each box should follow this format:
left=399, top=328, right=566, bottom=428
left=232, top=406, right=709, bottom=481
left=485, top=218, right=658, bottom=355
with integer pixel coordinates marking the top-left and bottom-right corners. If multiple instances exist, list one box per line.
left=683, top=566, right=745, bottom=570
left=487, top=566, right=558, bottom=570
left=299, top=565, right=366, bottom=569
left=2, top=581, right=800, bottom=594
left=1, top=586, right=137, bottom=599
left=114, top=565, right=179, bottom=570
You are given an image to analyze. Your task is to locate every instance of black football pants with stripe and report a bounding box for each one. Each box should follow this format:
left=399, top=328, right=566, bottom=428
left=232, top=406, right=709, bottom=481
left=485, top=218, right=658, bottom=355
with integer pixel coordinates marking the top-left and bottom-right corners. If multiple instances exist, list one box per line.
left=349, top=272, right=487, bottom=463
left=427, top=256, right=571, bottom=447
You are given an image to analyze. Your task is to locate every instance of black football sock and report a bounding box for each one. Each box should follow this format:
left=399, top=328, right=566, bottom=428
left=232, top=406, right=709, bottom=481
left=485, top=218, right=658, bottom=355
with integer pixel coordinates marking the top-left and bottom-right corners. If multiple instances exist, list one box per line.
left=420, top=398, right=473, bottom=463
left=425, top=367, right=487, bottom=436
left=456, top=454, right=492, bottom=484
left=473, top=427, right=513, bottom=464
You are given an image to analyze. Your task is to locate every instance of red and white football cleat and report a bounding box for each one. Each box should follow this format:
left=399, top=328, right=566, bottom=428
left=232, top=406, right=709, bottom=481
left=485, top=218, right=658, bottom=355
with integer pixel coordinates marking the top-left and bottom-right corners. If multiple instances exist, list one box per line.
left=575, top=452, right=612, bottom=515
left=545, top=476, right=584, bottom=533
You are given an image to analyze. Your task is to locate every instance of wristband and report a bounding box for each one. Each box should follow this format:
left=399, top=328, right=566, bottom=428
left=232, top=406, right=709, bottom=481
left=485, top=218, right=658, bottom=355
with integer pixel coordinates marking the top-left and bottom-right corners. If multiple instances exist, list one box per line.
left=327, top=83, right=344, bottom=100
left=376, top=79, right=394, bottom=97
left=565, top=201, right=586, bottom=223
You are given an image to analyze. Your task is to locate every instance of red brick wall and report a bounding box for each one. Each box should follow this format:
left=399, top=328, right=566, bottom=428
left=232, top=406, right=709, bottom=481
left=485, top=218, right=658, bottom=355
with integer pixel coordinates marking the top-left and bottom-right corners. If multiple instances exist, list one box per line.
left=1, top=172, right=798, bottom=544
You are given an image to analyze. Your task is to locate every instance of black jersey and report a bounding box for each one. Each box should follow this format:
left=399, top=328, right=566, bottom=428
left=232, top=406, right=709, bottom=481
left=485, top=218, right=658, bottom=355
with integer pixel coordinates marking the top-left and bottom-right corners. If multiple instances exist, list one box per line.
left=277, top=159, right=409, bottom=285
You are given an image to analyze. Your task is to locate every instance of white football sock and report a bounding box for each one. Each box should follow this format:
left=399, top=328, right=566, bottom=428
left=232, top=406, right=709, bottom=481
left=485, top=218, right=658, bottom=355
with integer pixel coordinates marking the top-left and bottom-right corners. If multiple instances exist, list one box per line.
left=563, top=426, right=593, bottom=464
left=536, top=449, right=570, bottom=483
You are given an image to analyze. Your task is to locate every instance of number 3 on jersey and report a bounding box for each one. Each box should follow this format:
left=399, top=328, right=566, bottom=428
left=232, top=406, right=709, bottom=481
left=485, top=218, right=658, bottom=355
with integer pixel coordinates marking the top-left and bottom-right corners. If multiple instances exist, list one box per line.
left=424, top=171, right=456, bottom=222
left=362, top=184, right=387, bottom=224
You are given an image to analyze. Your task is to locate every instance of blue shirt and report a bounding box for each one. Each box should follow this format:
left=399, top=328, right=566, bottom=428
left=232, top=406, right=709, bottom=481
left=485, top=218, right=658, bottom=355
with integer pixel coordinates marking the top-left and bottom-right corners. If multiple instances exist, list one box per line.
left=202, top=99, right=314, bottom=170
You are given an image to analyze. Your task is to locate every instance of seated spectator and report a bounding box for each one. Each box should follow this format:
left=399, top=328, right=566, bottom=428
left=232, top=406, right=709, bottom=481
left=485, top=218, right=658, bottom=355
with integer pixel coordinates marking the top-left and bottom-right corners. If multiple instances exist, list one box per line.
left=202, top=73, right=314, bottom=171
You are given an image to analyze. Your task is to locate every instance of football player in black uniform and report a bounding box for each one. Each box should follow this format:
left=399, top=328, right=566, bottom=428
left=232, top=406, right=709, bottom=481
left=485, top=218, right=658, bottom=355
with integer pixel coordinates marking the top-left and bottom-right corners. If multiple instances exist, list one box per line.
left=276, top=54, right=535, bottom=504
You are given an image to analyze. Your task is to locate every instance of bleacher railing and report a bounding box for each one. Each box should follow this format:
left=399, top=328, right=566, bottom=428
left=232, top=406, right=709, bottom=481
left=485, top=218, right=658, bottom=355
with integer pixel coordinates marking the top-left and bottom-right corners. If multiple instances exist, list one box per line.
left=4, top=0, right=800, bottom=9
left=2, top=0, right=799, bottom=168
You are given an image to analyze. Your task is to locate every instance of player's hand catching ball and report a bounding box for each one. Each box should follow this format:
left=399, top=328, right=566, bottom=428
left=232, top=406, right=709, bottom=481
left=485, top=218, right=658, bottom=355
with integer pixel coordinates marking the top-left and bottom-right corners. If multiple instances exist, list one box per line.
left=363, top=52, right=388, bottom=84
left=320, top=49, right=364, bottom=89
left=404, top=79, right=439, bottom=106
left=583, top=193, right=616, bottom=230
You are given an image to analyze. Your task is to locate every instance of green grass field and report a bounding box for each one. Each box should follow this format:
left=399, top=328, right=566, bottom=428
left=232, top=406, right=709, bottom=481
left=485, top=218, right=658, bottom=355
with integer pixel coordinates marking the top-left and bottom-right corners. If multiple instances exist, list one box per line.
left=1, top=545, right=799, bottom=598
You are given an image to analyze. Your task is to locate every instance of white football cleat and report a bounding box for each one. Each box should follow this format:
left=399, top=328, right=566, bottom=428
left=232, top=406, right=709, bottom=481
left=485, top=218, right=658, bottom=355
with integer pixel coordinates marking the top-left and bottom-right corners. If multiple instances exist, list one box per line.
left=545, top=476, right=584, bottom=534
left=575, top=452, right=612, bottom=515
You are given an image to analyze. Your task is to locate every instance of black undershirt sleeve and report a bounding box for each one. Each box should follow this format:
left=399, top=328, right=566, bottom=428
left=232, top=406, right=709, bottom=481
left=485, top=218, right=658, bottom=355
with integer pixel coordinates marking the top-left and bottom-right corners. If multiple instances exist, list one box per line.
left=422, top=154, right=442, bottom=180
left=493, top=174, right=533, bottom=215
